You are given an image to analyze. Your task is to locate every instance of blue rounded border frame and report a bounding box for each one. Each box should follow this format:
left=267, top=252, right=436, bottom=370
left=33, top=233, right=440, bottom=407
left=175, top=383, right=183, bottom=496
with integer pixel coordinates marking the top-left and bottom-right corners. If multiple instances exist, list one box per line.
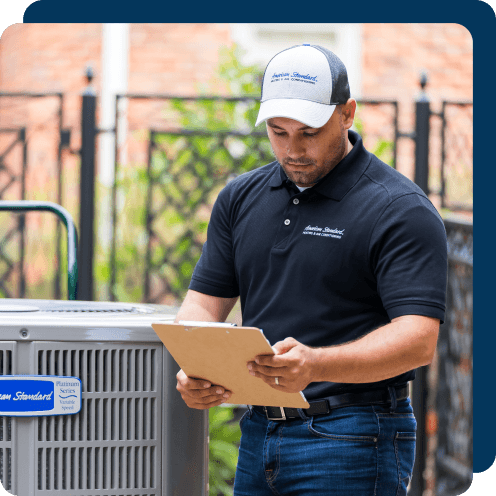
left=17, top=0, right=496, bottom=474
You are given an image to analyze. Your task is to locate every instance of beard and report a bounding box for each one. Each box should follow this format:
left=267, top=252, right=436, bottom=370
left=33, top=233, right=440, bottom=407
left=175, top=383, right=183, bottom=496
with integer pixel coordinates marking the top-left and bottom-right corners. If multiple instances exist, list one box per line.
left=273, top=133, right=347, bottom=187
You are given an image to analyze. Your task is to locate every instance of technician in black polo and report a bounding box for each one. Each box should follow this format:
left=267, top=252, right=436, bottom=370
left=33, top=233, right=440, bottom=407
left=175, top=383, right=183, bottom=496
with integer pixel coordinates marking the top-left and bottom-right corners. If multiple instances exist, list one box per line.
left=175, top=44, right=447, bottom=496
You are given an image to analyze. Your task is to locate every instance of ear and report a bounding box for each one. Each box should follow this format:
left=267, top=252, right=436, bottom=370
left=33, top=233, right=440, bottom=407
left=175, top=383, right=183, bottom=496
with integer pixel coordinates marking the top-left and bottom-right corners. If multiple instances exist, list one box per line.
left=340, top=99, right=357, bottom=130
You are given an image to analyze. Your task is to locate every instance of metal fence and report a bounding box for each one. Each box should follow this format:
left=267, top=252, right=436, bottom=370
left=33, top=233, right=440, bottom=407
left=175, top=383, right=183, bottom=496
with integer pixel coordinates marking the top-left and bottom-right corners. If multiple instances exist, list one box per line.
left=0, top=92, right=67, bottom=300
left=439, top=102, right=473, bottom=212
left=0, top=89, right=473, bottom=305
left=435, top=218, right=473, bottom=495
left=0, top=127, right=27, bottom=298
left=0, top=87, right=474, bottom=495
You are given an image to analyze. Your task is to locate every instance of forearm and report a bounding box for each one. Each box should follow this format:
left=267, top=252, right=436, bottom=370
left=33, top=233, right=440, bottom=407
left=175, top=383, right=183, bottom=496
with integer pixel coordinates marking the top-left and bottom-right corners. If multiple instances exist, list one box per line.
left=311, top=315, right=439, bottom=384
left=175, top=292, right=237, bottom=408
left=174, top=289, right=238, bottom=323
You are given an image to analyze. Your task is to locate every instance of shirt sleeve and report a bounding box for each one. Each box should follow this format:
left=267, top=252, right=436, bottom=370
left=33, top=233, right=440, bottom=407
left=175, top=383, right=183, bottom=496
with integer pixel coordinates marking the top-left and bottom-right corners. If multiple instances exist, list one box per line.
left=188, top=184, right=239, bottom=298
left=369, top=193, right=448, bottom=323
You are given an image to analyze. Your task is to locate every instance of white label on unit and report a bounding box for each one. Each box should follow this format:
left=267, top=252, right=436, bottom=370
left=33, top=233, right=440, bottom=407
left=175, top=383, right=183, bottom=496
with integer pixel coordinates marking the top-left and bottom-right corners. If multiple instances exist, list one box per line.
left=0, top=376, right=82, bottom=416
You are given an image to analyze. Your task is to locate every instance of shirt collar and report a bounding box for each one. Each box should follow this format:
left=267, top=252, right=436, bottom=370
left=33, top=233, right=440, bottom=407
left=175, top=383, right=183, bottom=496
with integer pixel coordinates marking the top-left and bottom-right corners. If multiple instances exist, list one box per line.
left=268, top=163, right=288, bottom=187
left=268, top=130, right=371, bottom=201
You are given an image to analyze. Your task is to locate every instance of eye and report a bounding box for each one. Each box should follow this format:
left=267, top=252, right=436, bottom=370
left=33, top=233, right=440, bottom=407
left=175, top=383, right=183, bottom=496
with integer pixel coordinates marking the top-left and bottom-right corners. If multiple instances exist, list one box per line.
left=272, top=130, right=286, bottom=136
left=303, top=131, right=319, bottom=137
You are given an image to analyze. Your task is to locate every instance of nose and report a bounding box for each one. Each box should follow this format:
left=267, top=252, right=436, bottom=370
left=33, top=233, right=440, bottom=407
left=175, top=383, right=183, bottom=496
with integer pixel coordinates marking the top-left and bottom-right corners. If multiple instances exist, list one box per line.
left=286, top=137, right=306, bottom=160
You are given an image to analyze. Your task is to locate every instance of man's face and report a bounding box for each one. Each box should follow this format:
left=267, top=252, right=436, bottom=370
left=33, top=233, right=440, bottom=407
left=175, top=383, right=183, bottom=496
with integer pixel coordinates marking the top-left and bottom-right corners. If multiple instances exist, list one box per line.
left=266, top=100, right=356, bottom=187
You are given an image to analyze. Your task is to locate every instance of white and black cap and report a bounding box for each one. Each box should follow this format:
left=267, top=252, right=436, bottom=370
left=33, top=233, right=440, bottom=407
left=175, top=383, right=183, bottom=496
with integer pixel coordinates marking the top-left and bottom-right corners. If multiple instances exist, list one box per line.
left=255, top=44, right=350, bottom=128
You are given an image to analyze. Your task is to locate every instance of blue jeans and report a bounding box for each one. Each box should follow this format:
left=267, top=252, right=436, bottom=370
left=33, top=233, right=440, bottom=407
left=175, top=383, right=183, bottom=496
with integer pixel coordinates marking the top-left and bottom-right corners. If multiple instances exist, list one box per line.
left=233, top=398, right=416, bottom=495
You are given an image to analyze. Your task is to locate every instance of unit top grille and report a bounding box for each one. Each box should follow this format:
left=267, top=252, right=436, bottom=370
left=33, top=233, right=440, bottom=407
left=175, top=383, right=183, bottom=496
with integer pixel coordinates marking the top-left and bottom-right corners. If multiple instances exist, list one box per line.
left=0, top=299, right=156, bottom=314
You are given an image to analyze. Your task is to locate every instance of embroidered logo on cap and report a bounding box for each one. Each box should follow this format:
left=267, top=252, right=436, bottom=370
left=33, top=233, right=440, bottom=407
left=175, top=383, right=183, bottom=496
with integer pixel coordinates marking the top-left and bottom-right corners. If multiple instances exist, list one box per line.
left=271, top=72, right=290, bottom=83
left=271, top=72, right=318, bottom=85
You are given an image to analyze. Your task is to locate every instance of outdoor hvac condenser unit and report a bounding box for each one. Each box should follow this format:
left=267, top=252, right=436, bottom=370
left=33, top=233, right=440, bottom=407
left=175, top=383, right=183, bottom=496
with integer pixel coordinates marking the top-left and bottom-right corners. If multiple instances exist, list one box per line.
left=0, top=201, right=208, bottom=496
left=0, top=298, right=208, bottom=496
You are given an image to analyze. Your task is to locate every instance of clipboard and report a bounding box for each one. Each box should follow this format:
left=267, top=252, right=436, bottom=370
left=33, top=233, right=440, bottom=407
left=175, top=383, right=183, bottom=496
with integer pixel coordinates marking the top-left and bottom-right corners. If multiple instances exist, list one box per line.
left=151, top=322, right=309, bottom=408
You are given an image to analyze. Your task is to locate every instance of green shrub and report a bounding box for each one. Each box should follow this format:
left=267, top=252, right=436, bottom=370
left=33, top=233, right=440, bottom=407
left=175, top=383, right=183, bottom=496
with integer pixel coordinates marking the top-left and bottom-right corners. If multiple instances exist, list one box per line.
left=209, top=406, right=242, bottom=496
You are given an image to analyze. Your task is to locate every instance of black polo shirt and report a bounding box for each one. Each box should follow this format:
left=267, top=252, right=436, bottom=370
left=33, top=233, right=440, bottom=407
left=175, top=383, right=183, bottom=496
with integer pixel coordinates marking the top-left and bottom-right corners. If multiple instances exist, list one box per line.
left=189, top=130, right=447, bottom=400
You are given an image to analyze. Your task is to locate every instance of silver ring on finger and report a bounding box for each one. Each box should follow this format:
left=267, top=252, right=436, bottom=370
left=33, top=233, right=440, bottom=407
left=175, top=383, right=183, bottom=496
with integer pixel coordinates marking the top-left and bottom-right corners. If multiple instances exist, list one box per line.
left=275, top=376, right=279, bottom=386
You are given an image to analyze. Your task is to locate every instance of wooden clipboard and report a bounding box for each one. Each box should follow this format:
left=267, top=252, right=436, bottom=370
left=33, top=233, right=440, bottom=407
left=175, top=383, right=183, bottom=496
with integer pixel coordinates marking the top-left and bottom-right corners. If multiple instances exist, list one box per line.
left=151, top=322, right=309, bottom=408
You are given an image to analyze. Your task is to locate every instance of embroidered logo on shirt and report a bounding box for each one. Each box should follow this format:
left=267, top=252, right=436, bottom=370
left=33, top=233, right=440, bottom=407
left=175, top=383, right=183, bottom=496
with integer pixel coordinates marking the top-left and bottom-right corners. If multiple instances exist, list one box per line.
left=302, top=225, right=345, bottom=239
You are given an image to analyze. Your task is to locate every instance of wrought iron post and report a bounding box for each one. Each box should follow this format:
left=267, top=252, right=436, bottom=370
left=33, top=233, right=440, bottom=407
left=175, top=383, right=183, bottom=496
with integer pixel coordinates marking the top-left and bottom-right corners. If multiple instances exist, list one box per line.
left=78, top=66, right=97, bottom=301
left=55, top=93, right=64, bottom=300
left=410, top=72, right=431, bottom=496
left=19, top=127, right=27, bottom=298
left=414, top=72, right=430, bottom=194
left=410, top=366, right=428, bottom=496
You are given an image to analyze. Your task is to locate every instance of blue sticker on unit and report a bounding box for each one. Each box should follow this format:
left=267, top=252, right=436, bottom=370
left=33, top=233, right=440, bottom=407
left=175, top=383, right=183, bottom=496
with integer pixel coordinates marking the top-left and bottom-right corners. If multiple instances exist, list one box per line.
left=0, top=376, right=82, bottom=416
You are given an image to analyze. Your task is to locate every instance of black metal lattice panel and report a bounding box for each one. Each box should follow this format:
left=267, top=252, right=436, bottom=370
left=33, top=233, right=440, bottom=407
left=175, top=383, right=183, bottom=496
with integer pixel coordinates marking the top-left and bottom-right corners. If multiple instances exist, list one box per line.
left=436, top=219, right=473, bottom=495
left=0, top=93, right=65, bottom=301
left=0, top=128, right=27, bottom=299
left=143, top=130, right=273, bottom=304
left=441, top=102, right=473, bottom=212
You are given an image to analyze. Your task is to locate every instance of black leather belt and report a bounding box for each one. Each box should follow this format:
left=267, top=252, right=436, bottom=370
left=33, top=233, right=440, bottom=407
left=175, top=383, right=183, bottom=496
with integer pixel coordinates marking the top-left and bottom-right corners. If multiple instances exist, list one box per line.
left=252, top=385, right=409, bottom=421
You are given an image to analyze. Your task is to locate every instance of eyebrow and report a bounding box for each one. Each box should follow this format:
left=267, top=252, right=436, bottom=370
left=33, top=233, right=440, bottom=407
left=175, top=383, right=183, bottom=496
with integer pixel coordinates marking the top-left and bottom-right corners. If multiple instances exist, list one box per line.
left=266, top=121, right=314, bottom=131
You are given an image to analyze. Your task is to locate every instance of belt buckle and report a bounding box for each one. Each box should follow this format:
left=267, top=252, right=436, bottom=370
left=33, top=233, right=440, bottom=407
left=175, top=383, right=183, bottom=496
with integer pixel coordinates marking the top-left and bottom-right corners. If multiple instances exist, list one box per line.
left=264, top=406, right=286, bottom=421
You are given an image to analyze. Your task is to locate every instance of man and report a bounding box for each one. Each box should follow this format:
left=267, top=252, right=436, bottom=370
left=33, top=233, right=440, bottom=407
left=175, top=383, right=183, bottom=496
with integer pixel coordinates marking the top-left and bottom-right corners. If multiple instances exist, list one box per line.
left=175, top=44, right=447, bottom=495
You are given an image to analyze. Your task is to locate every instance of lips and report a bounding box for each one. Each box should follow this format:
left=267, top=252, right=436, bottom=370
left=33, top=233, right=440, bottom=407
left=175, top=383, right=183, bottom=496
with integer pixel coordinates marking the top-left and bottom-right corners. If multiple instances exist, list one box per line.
left=284, top=161, right=314, bottom=167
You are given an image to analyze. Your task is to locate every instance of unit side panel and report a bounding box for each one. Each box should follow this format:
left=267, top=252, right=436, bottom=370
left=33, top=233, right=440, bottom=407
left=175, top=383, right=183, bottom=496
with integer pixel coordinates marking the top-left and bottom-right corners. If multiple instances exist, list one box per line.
left=0, top=342, right=16, bottom=495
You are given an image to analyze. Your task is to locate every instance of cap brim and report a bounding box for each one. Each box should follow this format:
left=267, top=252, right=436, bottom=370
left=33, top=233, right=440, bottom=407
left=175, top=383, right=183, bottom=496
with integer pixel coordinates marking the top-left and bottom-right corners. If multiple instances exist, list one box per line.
left=255, top=98, right=336, bottom=128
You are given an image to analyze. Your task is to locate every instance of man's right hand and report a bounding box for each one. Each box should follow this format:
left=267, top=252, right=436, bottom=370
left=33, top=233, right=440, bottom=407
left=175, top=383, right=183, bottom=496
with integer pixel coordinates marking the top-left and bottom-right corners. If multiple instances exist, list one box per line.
left=176, top=369, right=232, bottom=410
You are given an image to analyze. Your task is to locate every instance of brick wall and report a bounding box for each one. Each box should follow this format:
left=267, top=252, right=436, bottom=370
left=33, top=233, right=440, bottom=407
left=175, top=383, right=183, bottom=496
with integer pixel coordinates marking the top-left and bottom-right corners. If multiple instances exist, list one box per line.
left=129, top=23, right=231, bottom=95
left=0, top=23, right=232, bottom=228
left=361, top=23, right=473, bottom=210
left=124, top=24, right=232, bottom=168
left=363, top=23, right=472, bottom=103
left=0, top=23, right=233, bottom=192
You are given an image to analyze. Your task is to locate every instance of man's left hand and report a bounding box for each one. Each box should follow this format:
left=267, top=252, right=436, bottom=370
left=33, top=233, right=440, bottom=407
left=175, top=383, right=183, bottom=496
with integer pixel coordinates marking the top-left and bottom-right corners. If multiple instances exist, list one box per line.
left=246, top=337, right=318, bottom=393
